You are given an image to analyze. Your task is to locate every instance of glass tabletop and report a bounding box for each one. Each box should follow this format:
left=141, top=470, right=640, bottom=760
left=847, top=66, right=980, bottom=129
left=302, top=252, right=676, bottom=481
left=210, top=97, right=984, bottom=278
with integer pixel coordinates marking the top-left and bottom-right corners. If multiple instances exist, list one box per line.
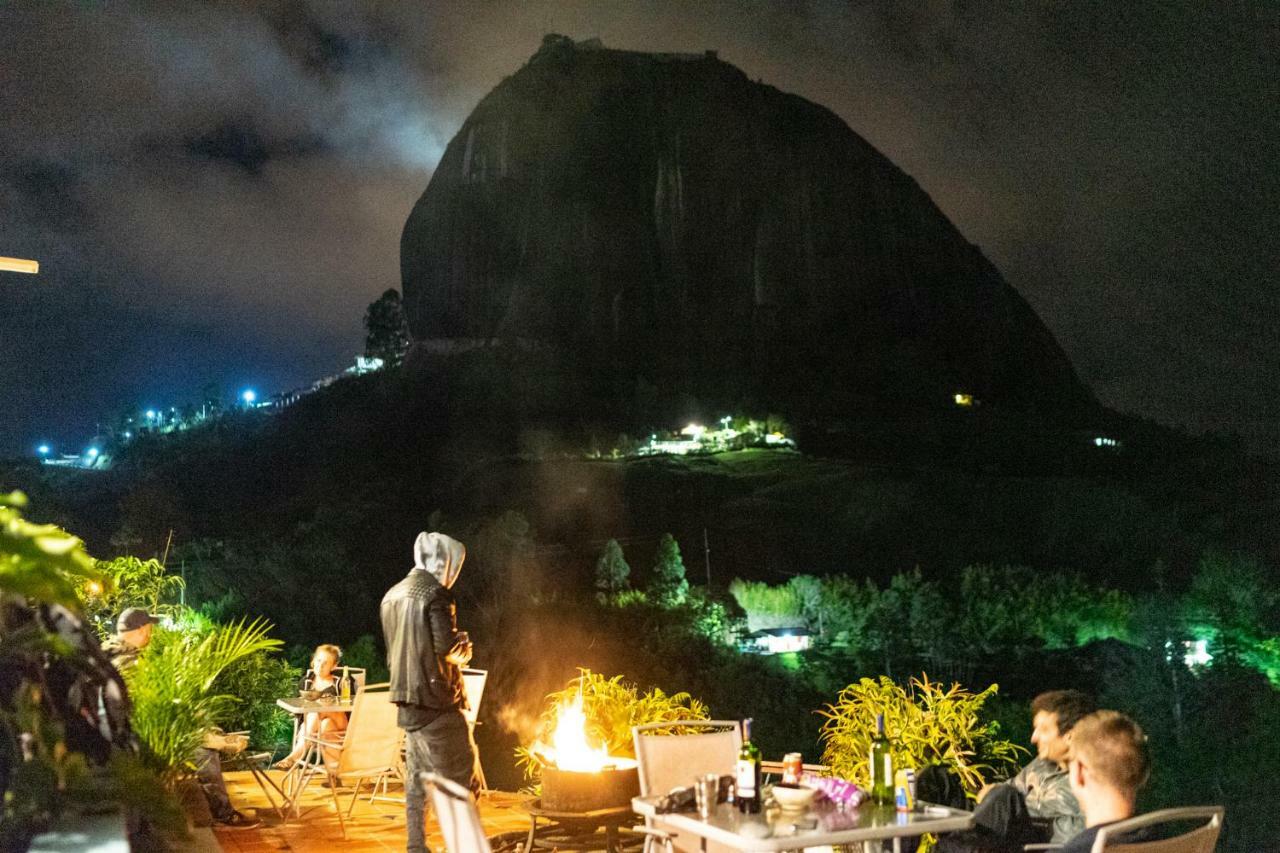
left=633, top=795, right=973, bottom=851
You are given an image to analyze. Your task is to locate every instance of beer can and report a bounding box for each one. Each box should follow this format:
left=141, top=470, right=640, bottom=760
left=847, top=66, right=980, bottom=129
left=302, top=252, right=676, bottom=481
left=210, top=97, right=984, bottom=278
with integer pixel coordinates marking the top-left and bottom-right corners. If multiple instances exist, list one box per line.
left=782, top=752, right=803, bottom=785
left=894, top=768, right=916, bottom=812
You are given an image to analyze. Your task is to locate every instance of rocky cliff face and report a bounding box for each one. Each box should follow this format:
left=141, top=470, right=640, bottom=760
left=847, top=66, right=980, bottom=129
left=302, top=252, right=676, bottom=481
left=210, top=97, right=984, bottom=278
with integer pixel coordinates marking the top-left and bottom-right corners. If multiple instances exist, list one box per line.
left=401, top=35, right=1093, bottom=422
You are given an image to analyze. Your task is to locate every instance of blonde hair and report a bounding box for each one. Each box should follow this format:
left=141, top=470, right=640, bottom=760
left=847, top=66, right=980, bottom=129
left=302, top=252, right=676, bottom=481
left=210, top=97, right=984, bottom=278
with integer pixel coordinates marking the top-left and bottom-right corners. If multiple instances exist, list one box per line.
left=313, top=644, right=342, bottom=665
left=1070, top=710, right=1151, bottom=794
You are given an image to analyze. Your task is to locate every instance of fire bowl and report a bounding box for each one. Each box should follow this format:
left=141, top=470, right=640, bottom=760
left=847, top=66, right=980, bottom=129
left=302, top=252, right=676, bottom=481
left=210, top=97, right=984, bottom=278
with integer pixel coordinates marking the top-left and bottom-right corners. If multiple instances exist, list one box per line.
left=542, top=759, right=640, bottom=813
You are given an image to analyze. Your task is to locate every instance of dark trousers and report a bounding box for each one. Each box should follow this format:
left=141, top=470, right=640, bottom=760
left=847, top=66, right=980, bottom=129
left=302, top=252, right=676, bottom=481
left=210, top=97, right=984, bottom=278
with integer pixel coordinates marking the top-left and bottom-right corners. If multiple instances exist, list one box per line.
left=194, top=747, right=234, bottom=821
left=915, top=766, right=1047, bottom=853
left=404, top=709, right=478, bottom=853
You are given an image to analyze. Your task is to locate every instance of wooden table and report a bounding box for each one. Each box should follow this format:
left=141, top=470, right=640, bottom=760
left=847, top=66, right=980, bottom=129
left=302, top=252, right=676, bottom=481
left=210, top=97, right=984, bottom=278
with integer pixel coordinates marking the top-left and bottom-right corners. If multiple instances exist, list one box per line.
left=632, top=795, right=973, bottom=852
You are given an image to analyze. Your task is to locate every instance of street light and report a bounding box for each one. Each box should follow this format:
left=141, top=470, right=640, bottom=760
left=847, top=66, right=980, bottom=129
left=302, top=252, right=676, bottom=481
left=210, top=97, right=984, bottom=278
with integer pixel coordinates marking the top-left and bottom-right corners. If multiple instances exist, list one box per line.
left=0, top=256, right=39, bottom=275
left=241, top=389, right=256, bottom=405
left=36, top=444, right=50, bottom=456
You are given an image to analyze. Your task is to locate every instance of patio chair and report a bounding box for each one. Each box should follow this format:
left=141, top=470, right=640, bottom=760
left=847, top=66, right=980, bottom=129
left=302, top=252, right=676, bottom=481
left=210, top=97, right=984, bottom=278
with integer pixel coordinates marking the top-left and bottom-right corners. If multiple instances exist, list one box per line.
left=632, top=720, right=742, bottom=853
left=422, top=771, right=492, bottom=853
left=462, top=667, right=489, bottom=791
left=1025, top=806, right=1224, bottom=853
left=288, top=682, right=404, bottom=838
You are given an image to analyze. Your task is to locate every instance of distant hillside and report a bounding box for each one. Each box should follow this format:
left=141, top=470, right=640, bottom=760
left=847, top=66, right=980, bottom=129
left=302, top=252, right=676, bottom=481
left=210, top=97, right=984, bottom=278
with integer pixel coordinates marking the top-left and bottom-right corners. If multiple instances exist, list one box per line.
left=5, top=368, right=1276, bottom=655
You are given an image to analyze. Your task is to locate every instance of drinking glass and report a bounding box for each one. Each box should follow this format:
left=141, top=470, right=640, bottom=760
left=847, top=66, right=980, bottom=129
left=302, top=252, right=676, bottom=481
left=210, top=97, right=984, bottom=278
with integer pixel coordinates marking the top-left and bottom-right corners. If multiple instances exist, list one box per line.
left=694, top=773, right=720, bottom=820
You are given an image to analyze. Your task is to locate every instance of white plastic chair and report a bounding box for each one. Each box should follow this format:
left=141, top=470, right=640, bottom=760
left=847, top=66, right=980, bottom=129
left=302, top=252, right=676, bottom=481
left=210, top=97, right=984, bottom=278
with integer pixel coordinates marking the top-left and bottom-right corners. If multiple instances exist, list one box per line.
left=288, top=683, right=404, bottom=838
left=423, top=771, right=492, bottom=853
left=632, top=720, right=742, bottom=853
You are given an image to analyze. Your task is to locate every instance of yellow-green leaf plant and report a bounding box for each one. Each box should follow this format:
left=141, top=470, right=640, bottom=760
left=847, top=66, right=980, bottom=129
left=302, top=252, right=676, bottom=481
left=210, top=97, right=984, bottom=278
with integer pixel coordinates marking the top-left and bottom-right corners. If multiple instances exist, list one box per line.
left=818, top=674, right=1026, bottom=798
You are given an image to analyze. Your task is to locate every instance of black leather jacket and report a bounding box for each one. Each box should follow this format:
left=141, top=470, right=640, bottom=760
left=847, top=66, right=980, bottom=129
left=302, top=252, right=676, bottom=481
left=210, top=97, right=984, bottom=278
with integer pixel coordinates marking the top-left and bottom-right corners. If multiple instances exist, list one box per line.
left=380, top=569, right=466, bottom=710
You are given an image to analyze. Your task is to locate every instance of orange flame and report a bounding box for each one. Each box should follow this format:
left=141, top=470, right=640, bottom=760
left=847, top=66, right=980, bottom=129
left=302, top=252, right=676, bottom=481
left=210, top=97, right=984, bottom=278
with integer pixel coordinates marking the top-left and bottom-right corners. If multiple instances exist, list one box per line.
left=536, top=693, right=612, bottom=772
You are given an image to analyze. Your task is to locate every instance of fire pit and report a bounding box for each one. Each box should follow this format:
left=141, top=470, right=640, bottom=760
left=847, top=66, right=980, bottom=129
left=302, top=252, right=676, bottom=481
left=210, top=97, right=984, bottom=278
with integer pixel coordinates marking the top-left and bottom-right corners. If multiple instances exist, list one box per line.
left=531, top=693, right=640, bottom=812
left=542, top=760, right=640, bottom=813
left=520, top=692, right=643, bottom=850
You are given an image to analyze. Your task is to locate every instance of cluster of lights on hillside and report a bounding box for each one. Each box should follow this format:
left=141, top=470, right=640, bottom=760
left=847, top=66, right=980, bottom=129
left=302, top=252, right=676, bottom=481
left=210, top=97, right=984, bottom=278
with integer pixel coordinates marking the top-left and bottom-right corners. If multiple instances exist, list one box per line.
left=33, top=355, right=387, bottom=469
left=623, top=417, right=795, bottom=458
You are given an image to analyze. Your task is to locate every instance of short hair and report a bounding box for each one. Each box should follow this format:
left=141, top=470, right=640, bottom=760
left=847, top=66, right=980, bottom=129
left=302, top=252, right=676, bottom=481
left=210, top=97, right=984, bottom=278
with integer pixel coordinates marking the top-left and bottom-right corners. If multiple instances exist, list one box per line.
left=313, top=644, right=342, bottom=664
left=1070, top=711, right=1151, bottom=794
left=1031, top=690, right=1097, bottom=735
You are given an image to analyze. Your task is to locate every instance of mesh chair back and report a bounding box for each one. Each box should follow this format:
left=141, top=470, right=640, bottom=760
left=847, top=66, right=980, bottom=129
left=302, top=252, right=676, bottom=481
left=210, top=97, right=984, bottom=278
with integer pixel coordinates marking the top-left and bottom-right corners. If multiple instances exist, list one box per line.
left=334, top=686, right=402, bottom=779
left=425, top=772, right=492, bottom=853
left=1095, top=807, right=1224, bottom=853
left=461, top=668, right=487, bottom=725
left=632, top=720, right=742, bottom=797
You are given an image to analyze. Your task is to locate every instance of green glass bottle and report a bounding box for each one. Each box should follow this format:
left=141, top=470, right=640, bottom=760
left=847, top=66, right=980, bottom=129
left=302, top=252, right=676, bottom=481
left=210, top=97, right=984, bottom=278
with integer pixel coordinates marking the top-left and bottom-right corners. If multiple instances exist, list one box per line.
left=869, top=713, right=894, bottom=805
left=736, top=718, right=762, bottom=813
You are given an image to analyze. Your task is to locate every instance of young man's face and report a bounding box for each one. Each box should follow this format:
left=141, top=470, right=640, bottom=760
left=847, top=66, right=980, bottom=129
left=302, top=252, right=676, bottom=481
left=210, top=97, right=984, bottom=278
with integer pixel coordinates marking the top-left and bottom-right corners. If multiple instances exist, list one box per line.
left=1031, top=710, right=1071, bottom=764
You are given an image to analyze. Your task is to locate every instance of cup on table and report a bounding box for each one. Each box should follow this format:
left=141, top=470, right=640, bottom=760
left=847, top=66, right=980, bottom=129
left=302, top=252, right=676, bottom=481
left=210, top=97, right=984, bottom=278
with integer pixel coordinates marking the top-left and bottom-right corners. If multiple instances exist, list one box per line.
left=694, top=773, right=720, bottom=820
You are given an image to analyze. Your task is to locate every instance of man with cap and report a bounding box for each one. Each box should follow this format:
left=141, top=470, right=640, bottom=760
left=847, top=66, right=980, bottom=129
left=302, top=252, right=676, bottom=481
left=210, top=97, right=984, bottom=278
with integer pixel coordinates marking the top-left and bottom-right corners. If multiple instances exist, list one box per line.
left=103, top=607, right=160, bottom=672
left=381, top=531, right=479, bottom=853
left=106, top=607, right=260, bottom=830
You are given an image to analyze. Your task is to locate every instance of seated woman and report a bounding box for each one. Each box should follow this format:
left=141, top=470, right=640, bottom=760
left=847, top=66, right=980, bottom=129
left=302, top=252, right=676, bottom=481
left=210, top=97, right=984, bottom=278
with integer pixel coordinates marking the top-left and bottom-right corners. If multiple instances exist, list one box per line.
left=273, top=644, right=349, bottom=770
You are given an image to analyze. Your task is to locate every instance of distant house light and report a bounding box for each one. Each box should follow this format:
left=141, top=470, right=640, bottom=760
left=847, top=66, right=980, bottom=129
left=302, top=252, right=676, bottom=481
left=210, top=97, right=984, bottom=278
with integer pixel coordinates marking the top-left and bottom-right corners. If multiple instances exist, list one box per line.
left=241, top=389, right=257, bottom=405
left=1093, top=436, right=1120, bottom=449
left=37, top=444, right=50, bottom=456
left=680, top=423, right=706, bottom=438
left=145, top=410, right=156, bottom=420
left=1184, top=638, right=1212, bottom=668
left=85, top=447, right=99, bottom=458
left=954, top=393, right=974, bottom=407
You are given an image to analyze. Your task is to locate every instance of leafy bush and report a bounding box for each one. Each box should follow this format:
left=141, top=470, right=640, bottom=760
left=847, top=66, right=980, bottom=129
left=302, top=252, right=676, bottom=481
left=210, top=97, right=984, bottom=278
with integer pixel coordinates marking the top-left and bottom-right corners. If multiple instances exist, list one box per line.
left=515, top=669, right=709, bottom=782
left=78, top=555, right=185, bottom=640
left=1, top=492, right=181, bottom=848
left=729, top=579, right=802, bottom=631
left=818, top=675, right=1025, bottom=797
left=126, top=616, right=282, bottom=785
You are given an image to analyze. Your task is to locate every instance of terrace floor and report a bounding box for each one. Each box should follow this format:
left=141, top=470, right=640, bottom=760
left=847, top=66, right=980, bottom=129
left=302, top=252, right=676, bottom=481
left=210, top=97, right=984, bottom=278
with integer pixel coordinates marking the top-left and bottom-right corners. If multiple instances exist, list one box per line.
left=214, top=771, right=534, bottom=852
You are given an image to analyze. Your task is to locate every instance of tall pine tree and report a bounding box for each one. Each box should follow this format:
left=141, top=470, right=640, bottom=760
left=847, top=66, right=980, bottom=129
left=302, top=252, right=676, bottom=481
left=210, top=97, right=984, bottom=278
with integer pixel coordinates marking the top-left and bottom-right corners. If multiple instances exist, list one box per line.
left=648, top=533, right=688, bottom=606
left=595, top=538, right=631, bottom=600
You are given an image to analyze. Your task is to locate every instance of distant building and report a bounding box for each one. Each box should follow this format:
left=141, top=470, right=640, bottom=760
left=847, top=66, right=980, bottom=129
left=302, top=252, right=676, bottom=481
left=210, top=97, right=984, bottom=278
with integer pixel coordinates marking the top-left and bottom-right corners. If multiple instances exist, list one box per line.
left=743, top=627, right=812, bottom=655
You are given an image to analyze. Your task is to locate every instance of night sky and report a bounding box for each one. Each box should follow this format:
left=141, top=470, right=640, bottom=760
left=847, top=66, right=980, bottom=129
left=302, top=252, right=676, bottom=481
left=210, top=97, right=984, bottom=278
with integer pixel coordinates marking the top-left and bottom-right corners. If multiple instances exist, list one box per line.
left=2, top=1, right=1276, bottom=458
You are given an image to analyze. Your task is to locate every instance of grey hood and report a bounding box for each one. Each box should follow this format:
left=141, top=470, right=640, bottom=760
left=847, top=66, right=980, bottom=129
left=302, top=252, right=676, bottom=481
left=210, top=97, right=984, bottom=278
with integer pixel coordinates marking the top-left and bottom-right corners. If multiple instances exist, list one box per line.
left=413, top=531, right=465, bottom=589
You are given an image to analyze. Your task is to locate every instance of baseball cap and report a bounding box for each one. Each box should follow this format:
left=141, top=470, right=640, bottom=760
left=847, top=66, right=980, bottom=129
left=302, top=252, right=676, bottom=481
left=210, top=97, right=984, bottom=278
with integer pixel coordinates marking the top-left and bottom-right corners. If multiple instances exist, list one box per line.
left=117, top=607, right=161, bottom=632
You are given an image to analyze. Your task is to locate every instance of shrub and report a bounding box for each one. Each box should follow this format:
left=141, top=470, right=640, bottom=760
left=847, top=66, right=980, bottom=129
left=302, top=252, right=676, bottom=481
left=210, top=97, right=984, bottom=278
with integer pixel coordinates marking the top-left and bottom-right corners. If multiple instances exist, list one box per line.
left=78, top=555, right=185, bottom=640
left=126, top=616, right=282, bottom=785
left=0, top=492, right=181, bottom=848
left=818, top=675, right=1025, bottom=797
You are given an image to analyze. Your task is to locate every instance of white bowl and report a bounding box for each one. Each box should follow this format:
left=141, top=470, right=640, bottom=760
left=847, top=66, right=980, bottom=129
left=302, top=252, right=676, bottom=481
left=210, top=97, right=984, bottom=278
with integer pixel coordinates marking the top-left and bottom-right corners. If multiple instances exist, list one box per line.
left=770, top=783, right=816, bottom=811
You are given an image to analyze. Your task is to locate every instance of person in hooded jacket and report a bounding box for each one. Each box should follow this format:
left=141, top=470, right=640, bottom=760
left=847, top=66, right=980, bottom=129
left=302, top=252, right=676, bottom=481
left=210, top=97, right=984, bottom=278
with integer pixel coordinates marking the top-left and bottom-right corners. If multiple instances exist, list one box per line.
left=381, top=531, right=478, bottom=853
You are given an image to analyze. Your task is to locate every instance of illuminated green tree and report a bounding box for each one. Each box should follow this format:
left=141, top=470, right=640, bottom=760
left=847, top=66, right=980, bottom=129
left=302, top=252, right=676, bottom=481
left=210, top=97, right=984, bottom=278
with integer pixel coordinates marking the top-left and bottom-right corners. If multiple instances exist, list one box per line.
left=648, top=533, right=688, bottom=606
left=363, top=288, right=410, bottom=366
left=595, top=539, right=631, bottom=599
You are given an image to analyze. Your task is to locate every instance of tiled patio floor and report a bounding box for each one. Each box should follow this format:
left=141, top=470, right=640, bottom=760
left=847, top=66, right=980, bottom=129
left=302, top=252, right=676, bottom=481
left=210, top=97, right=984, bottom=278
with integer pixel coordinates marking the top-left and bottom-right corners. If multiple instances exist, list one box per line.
left=213, top=770, right=534, bottom=852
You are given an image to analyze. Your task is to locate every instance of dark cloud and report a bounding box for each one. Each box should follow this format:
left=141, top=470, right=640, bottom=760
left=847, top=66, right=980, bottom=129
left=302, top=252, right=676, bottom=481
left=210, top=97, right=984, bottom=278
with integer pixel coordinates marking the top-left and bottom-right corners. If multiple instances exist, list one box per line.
left=1, top=0, right=1276, bottom=455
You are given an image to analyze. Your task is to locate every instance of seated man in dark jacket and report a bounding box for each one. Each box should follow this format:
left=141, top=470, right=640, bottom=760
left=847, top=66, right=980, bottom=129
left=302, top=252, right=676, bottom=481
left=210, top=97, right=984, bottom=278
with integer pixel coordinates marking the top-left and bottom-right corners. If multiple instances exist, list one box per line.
left=381, top=531, right=478, bottom=853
